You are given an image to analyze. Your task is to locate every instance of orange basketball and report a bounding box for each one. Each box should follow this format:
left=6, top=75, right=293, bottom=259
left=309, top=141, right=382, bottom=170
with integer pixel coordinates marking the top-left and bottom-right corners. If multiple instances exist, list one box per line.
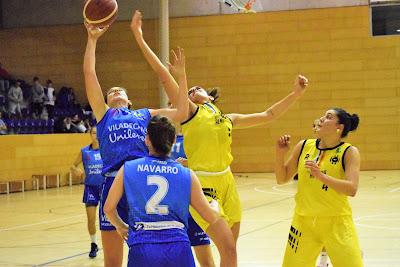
left=83, top=0, right=118, bottom=28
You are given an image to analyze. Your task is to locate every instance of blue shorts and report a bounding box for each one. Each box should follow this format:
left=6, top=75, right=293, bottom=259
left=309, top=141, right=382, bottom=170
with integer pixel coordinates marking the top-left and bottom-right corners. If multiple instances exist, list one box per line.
left=128, top=242, right=195, bottom=267
left=82, top=184, right=101, bottom=206
left=99, top=177, right=129, bottom=231
left=187, top=215, right=211, bottom=246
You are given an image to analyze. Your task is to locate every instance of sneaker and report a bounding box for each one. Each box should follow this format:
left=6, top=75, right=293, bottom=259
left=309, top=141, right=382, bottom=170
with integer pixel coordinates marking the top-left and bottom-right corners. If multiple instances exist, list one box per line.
left=89, top=242, right=98, bottom=258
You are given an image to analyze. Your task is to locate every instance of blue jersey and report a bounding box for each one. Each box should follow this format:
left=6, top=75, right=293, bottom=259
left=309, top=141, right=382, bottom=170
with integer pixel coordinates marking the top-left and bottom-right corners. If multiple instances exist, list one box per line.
left=123, top=156, right=192, bottom=246
left=81, top=145, right=104, bottom=186
left=170, top=134, right=186, bottom=160
left=96, top=107, right=151, bottom=175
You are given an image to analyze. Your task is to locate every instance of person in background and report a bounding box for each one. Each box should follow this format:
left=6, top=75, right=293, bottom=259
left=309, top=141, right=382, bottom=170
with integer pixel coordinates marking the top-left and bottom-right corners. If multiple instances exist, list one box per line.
left=0, top=111, right=8, bottom=135
left=7, top=80, right=23, bottom=119
left=44, top=79, right=56, bottom=119
left=71, top=126, right=104, bottom=258
left=32, top=76, right=45, bottom=118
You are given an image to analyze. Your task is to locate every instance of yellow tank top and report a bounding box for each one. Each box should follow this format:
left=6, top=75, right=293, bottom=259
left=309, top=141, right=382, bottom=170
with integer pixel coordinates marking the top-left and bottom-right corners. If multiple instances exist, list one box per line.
left=181, top=103, right=233, bottom=172
left=295, top=139, right=353, bottom=216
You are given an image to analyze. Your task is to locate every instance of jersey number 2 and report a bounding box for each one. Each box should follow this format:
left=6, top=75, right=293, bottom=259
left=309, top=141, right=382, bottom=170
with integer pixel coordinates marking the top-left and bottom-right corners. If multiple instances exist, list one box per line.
left=145, top=175, right=169, bottom=215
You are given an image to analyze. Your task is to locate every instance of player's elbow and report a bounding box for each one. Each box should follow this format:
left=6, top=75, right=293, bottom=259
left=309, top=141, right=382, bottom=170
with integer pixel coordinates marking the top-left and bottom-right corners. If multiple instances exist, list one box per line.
left=103, top=203, right=114, bottom=217
left=275, top=175, right=289, bottom=185
left=348, top=186, right=358, bottom=197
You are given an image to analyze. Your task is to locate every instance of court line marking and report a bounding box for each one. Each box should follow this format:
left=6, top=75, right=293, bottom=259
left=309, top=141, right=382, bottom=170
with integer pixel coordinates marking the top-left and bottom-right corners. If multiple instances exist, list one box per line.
left=354, top=212, right=400, bottom=231
left=33, top=249, right=103, bottom=267
left=0, top=214, right=84, bottom=232
left=389, top=187, right=400, bottom=193
left=254, top=181, right=296, bottom=195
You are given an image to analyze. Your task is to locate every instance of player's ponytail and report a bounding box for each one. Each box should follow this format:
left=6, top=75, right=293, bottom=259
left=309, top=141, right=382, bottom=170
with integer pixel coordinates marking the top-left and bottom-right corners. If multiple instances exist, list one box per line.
left=333, top=108, right=360, bottom=138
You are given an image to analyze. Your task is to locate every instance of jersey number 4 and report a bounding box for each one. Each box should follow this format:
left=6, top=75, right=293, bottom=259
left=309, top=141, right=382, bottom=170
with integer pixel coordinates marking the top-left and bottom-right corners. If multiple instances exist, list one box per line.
left=145, top=175, right=169, bottom=215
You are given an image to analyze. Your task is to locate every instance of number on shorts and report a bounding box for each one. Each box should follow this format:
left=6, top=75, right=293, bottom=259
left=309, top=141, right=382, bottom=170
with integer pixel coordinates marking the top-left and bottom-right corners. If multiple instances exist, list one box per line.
left=145, top=175, right=169, bottom=215
left=172, top=142, right=181, bottom=153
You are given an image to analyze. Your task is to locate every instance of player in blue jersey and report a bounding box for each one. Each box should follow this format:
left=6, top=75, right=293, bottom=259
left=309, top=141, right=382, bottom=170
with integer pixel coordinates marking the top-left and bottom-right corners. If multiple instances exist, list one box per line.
left=84, top=17, right=189, bottom=267
left=104, top=116, right=237, bottom=267
left=71, top=126, right=103, bottom=258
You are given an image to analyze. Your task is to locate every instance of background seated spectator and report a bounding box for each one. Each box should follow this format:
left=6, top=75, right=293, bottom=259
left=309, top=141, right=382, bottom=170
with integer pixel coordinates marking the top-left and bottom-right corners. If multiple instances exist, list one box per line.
left=0, top=111, right=8, bottom=135
left=8, top=80, right=23, bottom=118
left=71, top=114, right=86, bottom=133
left=61, top=117, right=79, bottom=133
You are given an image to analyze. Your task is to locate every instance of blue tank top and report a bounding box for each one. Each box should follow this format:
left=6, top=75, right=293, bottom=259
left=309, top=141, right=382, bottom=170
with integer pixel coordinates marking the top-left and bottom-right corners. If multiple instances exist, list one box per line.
left=81, top=145, right=104, bottom=186
left=170, top=134, right=186, bottom=160
left=123, top=156, right=191, bottom=245
left=96, top=107, right=151, bottom=175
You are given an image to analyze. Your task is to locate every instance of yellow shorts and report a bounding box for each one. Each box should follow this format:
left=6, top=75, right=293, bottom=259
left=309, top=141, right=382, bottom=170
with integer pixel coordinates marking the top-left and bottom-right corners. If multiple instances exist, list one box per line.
left=282, top=213, right=363, bottom=267
left=189, top=170, right=242, bottom=231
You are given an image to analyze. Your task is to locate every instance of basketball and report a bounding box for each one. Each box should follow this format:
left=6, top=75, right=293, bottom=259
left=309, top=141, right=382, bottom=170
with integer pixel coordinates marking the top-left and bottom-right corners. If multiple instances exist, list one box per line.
left=83, top=0, right=118, bottom=28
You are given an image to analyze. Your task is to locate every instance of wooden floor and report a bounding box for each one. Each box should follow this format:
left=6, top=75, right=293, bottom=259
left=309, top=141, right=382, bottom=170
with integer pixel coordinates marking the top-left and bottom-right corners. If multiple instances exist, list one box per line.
left=0, top=170, right=399, bottom=267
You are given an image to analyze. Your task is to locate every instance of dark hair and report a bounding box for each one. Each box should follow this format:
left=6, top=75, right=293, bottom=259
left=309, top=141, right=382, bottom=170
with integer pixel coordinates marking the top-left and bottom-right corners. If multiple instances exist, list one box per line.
left=47, top=79, right=52, bottom=84
left=333, top=108, right=359, bottom=138
left=147, top=116, right=176, bottom=156
left=207, top=87, right=220, bottom=104
left=33, top=76, right=39, bottom=82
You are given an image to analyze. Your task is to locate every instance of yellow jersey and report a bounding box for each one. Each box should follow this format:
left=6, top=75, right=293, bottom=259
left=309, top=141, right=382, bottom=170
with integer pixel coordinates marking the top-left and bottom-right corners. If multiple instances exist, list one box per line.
left=181, top=103, right=233, bottom=172
left=295, top=139, right=353, bottom=216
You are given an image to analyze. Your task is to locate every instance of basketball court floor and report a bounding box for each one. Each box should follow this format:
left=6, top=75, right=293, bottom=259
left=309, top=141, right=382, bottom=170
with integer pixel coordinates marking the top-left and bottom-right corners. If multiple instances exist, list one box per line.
left=0, top=170, right=399, bottom=267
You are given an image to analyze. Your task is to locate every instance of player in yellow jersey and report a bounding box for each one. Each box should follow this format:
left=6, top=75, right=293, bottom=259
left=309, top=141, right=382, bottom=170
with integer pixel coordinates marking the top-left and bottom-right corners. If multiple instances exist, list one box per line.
left=275, top=108, right=363, bottom=267
left=131, top=10, right=308, bottom=262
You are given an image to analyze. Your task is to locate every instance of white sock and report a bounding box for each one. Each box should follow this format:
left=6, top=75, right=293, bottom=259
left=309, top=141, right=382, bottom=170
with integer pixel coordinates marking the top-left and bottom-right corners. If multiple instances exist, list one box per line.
left=90, top=234, right=97, bottom=244
left=318, top=252, right=328, bottom=266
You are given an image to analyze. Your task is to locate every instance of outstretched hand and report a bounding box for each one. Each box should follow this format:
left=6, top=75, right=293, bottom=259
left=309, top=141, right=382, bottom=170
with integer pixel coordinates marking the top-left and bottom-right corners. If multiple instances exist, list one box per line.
left=293, top=75, right=308, bottom=96
left=131, top=10, right=143, bottom=38
left=84, top=21, right=109, bottom=40
left=276, top=134, right=291, bottom=154
left=167, top=47, right=186, bottom=78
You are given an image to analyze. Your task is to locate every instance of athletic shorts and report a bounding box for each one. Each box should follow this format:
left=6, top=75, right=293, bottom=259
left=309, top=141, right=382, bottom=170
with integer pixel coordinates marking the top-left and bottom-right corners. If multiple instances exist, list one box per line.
left=128, top=242, right=195, bottom=267
left=187, top=214, right=211, bottom=246
left=190, top=170, right=242, bottom=231
left=99, top=177, right=128, bottom=231
left=82, top=184, right=101, bottom=206
left=282, top=213, right=363, bottom=267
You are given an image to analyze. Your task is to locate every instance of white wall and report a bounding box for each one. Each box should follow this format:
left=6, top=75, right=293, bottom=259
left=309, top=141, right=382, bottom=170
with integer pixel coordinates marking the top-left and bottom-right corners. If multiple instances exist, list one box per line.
left=1, top=0, right=368, bottom=28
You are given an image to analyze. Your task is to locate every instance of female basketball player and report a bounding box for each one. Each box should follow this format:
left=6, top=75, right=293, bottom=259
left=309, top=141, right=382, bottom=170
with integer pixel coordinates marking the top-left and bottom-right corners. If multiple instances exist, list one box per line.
left=275, top=108, right=363, bottom=267
left=169, top=103, right=215, bottom=267
left=132, top=10, right=308, bottom=251
left=104, top=115, right=237, bottom=267
left=71, top=126, right=103, bottom=258
left=83, top=20, right=189, bottom=267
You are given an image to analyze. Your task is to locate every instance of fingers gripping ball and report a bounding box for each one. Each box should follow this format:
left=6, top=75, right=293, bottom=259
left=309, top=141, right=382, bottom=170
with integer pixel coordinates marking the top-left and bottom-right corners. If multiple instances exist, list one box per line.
left=83, top=0, right=118, bottom=28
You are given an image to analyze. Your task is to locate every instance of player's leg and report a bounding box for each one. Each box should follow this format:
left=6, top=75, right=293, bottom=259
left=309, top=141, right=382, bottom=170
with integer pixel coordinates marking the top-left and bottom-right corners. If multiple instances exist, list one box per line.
left=86, top=205, right=98, bottom=257
left=99, top=178, right=125, bottom=267
left=221, top=171, right=242, bottom=243
left=83, top=184, right=101, bottom=258
left=101, top=231, right=124, bottom=267
left=188, top=214, right=214, bottom=267
left=282, top=214, right=322, bottom=267
left=324, top=216, right=363, bottom=267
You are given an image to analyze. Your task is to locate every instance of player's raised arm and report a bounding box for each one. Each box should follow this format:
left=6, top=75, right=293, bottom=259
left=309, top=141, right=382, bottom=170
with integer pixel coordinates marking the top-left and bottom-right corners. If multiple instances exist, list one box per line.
left=131, top=10, right=181, bottom=107
left=83, top=23, right=109, bottom=122
left=227, top=75, right=308, bottom=129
